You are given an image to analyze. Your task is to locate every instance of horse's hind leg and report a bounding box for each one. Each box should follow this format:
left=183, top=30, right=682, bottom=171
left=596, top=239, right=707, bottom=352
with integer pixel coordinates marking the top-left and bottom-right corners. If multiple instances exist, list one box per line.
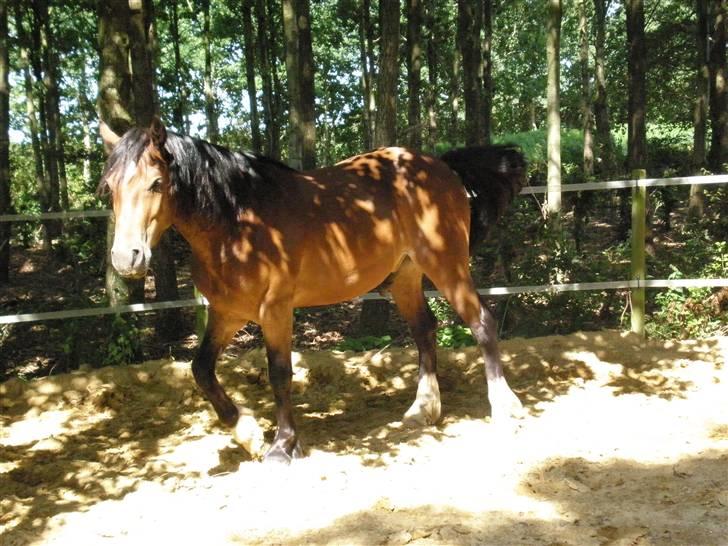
left=389, top=259, right=441, bottom=426
left=259, top=299, right=303, bottom=464
left=421, top=261, right=523, bottom=422
left=192, top=308, right=265, bottom=457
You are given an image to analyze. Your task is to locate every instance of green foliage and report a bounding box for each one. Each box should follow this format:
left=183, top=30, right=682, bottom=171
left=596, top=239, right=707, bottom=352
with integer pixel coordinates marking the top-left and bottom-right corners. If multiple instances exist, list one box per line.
left=427, top=297, right=476, bottom=348
left=470, top=191, right=633, bottom=339
left=103, top=315, right=142, bottom=367
left=8, top=143, right=42, bottom=246
left=2, top=0, right=726, bottom=384
left=647, top=233, right=728, bottom=339
left=494, top=128, right=624, bottom=185
left=59, top=218, right=106, bottom=271
left=335, top=334, right=392, bottom=352
left=61, top=319, right=82, bottom=370
left=645, top=124, right=693, bottom=176
left=436, top=325, right=475, bottom=348
left=427, top=297, right=454, bottom=323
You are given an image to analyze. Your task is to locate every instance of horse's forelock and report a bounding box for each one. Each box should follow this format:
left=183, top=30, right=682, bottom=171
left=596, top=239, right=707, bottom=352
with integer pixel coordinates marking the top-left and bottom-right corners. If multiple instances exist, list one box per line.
left=98, top=127, right=172, bottom=195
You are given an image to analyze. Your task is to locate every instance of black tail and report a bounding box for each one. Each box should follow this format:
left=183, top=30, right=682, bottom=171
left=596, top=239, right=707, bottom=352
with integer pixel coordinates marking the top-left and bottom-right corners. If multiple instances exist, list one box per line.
left=440, top=145, right=527, bottom=252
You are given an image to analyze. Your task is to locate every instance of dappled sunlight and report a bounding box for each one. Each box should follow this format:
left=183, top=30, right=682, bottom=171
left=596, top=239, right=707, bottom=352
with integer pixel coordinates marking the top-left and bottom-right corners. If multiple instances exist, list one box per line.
left=2, top=409, right=79, bottom=447
left=1, top=332, right=727, bottom=544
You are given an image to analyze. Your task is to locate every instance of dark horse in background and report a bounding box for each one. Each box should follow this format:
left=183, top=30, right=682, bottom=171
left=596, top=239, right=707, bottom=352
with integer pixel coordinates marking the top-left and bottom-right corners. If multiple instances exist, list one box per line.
left=99, top=119, right=526, bottom=464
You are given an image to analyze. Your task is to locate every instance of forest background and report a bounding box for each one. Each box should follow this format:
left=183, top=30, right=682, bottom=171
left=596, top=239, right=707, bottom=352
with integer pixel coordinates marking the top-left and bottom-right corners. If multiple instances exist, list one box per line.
left=0, top=0, right=726, bottom=379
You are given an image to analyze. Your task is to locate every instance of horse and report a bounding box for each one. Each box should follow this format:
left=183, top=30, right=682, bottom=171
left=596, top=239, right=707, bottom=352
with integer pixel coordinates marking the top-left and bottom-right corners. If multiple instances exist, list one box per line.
left=99, top=118, right=526, bottom=464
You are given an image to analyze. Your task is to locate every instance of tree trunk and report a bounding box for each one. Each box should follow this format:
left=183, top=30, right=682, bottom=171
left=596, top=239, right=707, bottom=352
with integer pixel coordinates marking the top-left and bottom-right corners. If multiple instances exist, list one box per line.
left=574, top=0, right=594, bottom=253
left=693, top=0, right=710, bottom=171
left=367, top=0, right=376, bottom=147
left=14, top=6, right=45, bottom=234
left=267, top=0, right=284, bottom=159
left=424, top=0, right=438, bottom=152
left=242, top=0, right=261, bottom=152
left=33, top=0, right=68, bottom=212
left=691, top=0, right=709, bottom=218
left=363, top=0, right=401, bottom=335
left=282, top=0, right=316, bottom=169
left=30, top=1, right=59, bottom=245
left=256, top=0, right=276, bottom=157
left=169, top=0, right=187, bottom=132
left=593, top=0, right=617, bottom=177
left=202, top=0, right=218, bottom=143
left=282, top=0, right=302, bottom=167
left=78, top=64, right=94, bottom=189
left=0, top=0, right=10, bottom=284
left=458, top=0, right=483, bottom=146
left=625, top=0, right=648, bottom=242
left=39, top=1, right=68, bottom=211
left=99, top=0, right=180, bottom=331
left=708, top=0, right=728, bottom=171
left=546, top=0, right=562, bottom=217
left=130, top=0, right=157, bottom=124
left=623, top=0, right=648, bottom=240
left=359, top=0, right=374, bottom=150
left=297, top=0, right=316, bottom=169
left=142, top=0, right=180, bottom=337
left=34, top=0, right=61, bottom=214
left=98, top=1, right=135, bottom=132
left=626, top=0, right=648, bottom=172
left=449, top=39, right=460, bottom=144
left=98, top=0, right=148, bottom=307
left=579, top=0, right=594, bottom=178
left=406, top=0, right=423, bottom=148
left=482, top=0, right=493, bottom=144
left=374, top=0, right=400, bottom=146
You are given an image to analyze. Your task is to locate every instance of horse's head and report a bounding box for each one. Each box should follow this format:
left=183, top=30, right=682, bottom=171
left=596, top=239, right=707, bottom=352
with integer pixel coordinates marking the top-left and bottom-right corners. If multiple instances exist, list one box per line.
left=100, top=118, right=174, bottom=279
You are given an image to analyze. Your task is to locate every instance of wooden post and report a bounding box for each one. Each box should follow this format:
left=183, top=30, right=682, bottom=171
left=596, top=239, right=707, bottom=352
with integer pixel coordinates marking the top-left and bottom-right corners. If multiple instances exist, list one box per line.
left=194, top=285, right=208, bottom=341
left=630, top=168, right=647, bottom=336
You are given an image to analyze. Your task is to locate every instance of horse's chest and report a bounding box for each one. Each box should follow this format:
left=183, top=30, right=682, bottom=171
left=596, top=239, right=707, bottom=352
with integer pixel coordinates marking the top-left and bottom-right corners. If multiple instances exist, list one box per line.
left=190, top=233, right=291, bottom=315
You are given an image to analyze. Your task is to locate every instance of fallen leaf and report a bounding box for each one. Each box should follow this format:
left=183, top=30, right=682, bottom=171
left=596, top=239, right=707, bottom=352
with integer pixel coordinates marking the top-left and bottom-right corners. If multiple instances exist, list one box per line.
left=597, top=526, right=650, bottom=546
left=565, top=477, right=591, bottom=493
left=717, top=491, right=728, bottom=507
left=385, top=530, right=412, bottom=545
left=672, top=464, right=693, bottom=478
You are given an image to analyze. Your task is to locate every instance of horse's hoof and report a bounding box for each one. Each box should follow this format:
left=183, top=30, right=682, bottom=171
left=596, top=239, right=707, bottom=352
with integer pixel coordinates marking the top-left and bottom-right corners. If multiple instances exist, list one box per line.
left=488, top=386, right=525, bottom=422
left=262, top=441, right=303, bottom=465
left=402, top=394, right=441, bottom=427
left=231, top=407, right=266, bottom=459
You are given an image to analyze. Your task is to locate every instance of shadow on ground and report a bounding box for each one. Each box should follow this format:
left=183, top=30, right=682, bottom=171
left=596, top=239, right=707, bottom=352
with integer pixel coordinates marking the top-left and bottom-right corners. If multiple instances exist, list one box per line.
left=269, top=452, right=728, bottom=546
left=0, top=331, right=724, bottom=544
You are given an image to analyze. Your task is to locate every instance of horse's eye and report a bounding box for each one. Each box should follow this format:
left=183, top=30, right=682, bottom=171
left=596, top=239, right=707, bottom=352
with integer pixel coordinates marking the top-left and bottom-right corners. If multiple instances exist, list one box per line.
left=149, top=178, right=163, bottom=193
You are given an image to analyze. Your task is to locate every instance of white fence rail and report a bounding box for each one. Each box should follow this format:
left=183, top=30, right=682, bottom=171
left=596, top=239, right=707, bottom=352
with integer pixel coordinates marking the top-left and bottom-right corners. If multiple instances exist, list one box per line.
left=1, top=173, right=726, bottom=329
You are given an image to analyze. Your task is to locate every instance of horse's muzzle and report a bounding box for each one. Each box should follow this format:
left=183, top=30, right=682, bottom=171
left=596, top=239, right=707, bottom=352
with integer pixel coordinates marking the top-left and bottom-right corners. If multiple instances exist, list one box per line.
left=111, top=244, right=150, bottom=279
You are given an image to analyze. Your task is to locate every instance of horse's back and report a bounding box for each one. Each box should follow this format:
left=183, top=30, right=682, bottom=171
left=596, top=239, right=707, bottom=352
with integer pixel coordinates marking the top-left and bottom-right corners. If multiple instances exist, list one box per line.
left=288, top=147, right=470, bottom=307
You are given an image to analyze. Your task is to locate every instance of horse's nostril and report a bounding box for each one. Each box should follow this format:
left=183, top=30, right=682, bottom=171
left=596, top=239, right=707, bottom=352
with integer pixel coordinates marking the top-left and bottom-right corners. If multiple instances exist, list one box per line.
left=131, top=248, right=143, bottom=267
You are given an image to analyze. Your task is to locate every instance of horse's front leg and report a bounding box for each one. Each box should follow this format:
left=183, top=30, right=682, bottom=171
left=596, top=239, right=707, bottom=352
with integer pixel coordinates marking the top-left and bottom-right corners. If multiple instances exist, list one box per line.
left=192, top=308, right=265, bottom=457
left=260, top=301, right=303, bottom=464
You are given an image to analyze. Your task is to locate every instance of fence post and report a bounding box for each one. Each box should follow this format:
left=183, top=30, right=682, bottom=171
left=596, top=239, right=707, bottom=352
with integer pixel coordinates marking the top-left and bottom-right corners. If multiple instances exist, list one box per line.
left=630, top=169, right=647, bottom=337
left=194, top=285, right=208, bottom=340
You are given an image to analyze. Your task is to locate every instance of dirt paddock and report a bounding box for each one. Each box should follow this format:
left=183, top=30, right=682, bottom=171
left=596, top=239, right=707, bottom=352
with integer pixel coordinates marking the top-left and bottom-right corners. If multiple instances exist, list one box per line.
left=1, top=331, right=727, bottom=545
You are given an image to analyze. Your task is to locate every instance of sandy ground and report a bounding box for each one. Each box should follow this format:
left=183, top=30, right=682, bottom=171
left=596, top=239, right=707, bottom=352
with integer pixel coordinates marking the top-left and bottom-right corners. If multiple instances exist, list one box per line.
left=1, top=331, right=727, bottom=546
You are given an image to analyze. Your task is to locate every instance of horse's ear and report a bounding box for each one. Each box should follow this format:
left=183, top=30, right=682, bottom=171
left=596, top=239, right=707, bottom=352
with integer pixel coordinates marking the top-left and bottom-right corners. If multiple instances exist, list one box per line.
left=99, top=120, right=121, bottom=154
left=150, top=117, right=167, bottom=149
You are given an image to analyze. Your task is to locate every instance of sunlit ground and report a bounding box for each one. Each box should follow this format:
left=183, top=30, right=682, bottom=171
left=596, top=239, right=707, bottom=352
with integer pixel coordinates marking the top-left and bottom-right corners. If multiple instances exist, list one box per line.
left=1, top=332, right=727, bottom=545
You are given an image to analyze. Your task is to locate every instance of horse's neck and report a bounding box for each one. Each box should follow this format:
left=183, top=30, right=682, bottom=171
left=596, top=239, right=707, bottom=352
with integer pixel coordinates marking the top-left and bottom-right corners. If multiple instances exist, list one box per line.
left=172, top=213, right=223, bottom=264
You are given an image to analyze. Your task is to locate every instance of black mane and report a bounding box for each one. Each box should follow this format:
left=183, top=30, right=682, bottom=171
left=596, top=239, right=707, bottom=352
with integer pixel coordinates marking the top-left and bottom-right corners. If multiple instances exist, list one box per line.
left=440, top=144, right=527, bottom=250
left=100, top=128, right=297, bottom=225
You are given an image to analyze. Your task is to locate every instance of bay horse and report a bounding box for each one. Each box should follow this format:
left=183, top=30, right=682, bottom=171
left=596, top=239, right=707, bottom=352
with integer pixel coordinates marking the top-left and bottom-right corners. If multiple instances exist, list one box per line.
left=99, top=118, right=526, bottom=464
